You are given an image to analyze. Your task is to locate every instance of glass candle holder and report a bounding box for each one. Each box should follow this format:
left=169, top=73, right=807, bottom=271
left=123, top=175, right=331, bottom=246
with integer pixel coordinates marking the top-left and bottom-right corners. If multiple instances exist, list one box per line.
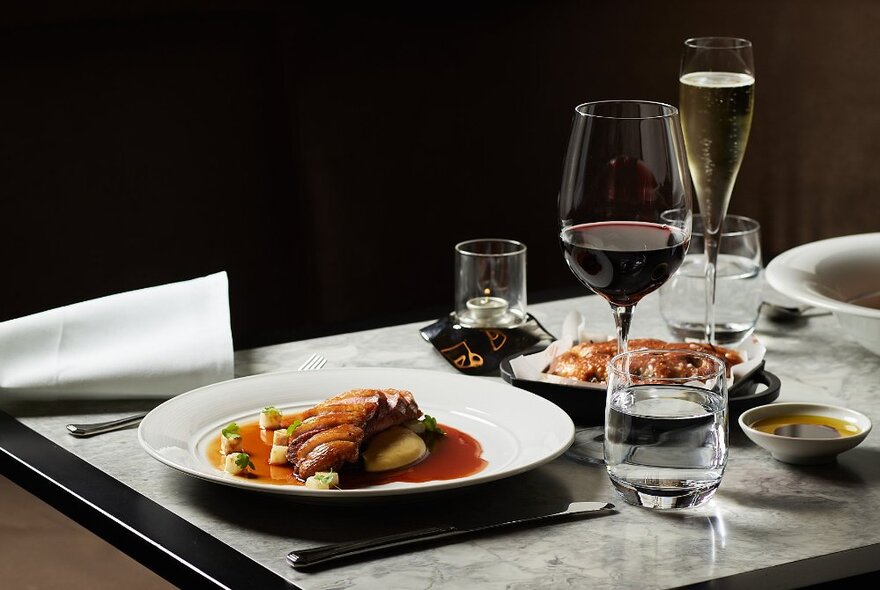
left=454, top=239, right=527, bottom=328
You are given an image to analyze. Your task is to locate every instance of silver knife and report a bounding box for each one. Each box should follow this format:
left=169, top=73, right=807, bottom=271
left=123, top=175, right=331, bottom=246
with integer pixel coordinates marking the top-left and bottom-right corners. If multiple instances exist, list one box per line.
left=287, top=501, right=615, bottom=569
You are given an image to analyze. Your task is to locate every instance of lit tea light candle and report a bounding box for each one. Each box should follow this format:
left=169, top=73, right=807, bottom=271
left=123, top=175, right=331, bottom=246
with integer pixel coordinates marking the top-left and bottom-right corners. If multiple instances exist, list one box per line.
left=466, top=293, right=509, bottom=324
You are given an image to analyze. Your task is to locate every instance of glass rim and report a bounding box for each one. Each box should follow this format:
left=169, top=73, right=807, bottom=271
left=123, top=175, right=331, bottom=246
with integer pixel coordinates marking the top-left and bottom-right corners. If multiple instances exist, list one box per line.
left=574, top=100, right=679, bottom=121
left=455, top=238, right=527, bottom=257
left=692, top=214, right=761, bottom=238
left=684, top=36, right=753, bottom=50
left=608, top=348, right=727, bottom=382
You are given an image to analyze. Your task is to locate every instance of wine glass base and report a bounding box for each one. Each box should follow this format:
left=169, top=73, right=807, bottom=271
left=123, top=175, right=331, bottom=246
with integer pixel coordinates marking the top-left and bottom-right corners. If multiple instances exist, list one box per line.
left=564, top=426, right=606, bottom=465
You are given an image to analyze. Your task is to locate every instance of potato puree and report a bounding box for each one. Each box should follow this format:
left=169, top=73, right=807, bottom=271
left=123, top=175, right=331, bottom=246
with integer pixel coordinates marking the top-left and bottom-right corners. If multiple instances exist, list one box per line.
left=362, top=426, right=428, bottom=471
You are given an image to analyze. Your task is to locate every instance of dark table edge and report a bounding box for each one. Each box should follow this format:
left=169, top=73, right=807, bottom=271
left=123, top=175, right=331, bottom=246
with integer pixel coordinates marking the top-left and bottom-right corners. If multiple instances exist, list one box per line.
left=677, top=544, right=880, bottom=589
left=3, top=407, right=880, bottom=590
left=0, top=409, right=299, bottom=590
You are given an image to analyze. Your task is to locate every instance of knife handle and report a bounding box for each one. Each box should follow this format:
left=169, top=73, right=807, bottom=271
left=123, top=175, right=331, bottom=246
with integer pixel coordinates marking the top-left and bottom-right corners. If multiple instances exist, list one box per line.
left=66, top=413, right=148, bottom=437
left=287, top=525, right=458, bottom=569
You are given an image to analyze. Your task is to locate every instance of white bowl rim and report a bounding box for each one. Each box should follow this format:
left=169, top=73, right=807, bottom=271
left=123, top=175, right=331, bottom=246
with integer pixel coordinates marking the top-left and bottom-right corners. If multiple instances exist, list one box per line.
left=765, top=233, right=880, bottom=319
left=738, top=401, right=873, bottom=440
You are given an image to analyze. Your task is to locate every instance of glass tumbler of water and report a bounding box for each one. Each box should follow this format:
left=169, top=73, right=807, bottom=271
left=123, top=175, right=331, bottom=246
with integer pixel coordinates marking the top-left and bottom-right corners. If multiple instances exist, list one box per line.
left=659, top=215, right=762, bottom=345
left=604, top=349, right=728, bottom=509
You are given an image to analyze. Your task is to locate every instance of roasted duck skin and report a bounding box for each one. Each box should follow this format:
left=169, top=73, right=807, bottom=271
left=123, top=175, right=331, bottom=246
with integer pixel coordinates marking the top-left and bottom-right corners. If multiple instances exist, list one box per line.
left=286, top=388, right=422, bottom=480
left=548, top=338, right=743, bottom=383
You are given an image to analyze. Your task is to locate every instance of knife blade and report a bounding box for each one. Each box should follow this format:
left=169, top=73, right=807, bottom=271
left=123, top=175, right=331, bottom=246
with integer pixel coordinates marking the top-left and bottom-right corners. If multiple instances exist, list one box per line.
left=287, top=501, right=616, bottom=569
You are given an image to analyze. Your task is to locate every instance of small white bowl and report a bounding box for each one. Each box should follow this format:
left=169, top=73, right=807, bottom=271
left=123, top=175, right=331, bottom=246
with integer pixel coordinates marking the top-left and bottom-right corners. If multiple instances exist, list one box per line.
left=738, top=402, right=872, bottom=465
left=766, top=233, right=880, bottom=355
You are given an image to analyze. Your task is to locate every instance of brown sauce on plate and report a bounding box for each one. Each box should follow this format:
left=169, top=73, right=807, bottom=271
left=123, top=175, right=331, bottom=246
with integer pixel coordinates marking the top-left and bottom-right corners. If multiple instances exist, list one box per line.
left=848, top=291, right=880, bottom=310
left=207, top=419, right=487, bottom=488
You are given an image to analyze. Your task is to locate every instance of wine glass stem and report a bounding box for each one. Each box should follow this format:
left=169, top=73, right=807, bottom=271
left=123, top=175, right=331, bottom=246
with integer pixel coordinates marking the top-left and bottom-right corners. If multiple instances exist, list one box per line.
left=611, top=304, right=634, bottom=354
left=703, top=232, right=721, bottom=344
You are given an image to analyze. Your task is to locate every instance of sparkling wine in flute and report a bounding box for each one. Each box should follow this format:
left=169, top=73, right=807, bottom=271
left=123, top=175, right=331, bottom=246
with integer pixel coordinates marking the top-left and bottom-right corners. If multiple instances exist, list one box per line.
left=679, top=67, right=754, bottom=343
left=679, top=71, right=755, bottom=233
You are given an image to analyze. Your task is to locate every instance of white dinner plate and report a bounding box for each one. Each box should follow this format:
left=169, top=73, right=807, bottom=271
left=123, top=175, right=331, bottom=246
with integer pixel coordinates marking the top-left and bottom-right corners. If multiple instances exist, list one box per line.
left=138, top=367, right=575, bottom=499
left=765, top=233, right=880, bottom=318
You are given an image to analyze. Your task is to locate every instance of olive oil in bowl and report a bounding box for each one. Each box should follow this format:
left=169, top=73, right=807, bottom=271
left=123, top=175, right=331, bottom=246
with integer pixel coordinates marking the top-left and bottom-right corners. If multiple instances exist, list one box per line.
left=750, top=414, right=861, bottom=438
left=738, top=402, right=872, bottom=464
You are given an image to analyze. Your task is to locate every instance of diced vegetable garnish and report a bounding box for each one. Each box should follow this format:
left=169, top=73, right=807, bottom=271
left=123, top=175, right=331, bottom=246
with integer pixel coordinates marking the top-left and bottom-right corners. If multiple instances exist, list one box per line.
left=260, top=406, right=283, bottom=430
left=224, top=452, right=253, bottom=475
left=268, top=445, right=289, bottom=465
left=220, top=433, right=242, bottom=454
left=220, top=422, right=243, bottom=454
left=272, top=429, right=289, bottom=446
left=422, top=415, right=445, bottom=435
left=305, top=471, right=339, bottom=490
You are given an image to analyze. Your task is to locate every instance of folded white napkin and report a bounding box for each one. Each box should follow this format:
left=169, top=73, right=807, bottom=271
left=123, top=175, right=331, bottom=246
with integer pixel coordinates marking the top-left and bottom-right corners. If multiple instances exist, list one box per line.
left=0, top=272, right=234, bottom=400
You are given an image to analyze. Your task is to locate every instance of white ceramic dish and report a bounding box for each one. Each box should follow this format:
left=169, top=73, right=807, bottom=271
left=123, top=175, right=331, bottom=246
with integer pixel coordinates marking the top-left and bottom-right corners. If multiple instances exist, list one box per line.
left=738, top=402, right=872, bottom=465
left=138, top=367, right=575, bottom=499
left=765, top=233, right=880, bottom=355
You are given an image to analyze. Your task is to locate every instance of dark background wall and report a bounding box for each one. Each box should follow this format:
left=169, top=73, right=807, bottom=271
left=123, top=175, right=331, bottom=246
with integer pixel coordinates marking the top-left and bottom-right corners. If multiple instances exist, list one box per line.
left=2, top=1, right=879, bottom=348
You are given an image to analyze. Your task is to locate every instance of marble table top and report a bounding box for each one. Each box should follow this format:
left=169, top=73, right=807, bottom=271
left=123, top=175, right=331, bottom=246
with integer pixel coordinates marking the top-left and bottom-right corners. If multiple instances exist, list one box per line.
left=5, top=292, right=880, bottom=589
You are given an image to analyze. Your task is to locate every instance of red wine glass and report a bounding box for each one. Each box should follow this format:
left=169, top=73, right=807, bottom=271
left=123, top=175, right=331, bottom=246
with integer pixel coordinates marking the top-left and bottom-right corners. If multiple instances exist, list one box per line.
left=557, top=100, right=693, bottom=464
left=559, top=100, right=693, bottom=354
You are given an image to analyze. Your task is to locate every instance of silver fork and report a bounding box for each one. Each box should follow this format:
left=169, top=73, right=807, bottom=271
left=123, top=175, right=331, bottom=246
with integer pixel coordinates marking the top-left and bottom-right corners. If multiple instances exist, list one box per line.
left=297, top=352, right=327, bottom=371
left=65, top=353, right=328, bottom=437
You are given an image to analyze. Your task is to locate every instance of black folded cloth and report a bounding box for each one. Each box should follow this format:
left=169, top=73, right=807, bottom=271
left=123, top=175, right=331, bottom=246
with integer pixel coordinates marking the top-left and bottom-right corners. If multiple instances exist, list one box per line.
left=420, top=313, right=555, bottom=376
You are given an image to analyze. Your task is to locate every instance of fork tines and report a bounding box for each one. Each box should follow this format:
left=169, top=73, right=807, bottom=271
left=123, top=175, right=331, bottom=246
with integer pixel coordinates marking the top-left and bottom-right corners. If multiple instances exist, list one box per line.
left=298, top=353, right=327, bottom=371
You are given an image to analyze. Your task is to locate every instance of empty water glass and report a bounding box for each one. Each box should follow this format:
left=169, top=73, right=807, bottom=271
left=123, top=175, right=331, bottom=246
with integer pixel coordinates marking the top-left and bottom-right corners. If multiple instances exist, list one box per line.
left=659, top=215, right=762, bottom=345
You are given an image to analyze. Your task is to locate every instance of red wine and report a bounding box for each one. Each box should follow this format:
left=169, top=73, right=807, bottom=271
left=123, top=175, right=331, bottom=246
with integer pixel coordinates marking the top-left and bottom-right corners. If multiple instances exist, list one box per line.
left=561, top=222, right=688, bottom=306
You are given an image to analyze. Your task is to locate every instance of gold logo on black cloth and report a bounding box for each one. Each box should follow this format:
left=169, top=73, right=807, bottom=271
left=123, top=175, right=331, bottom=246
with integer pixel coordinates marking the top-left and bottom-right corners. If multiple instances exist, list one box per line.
left=440, top=341, right=484, bottom=369
left=483, top=329, right=507, bottom=352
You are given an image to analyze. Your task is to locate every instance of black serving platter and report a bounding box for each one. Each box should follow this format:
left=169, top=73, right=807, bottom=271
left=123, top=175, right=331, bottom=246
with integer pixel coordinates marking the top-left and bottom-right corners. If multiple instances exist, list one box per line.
left=499, top=346, right=780, bottom=426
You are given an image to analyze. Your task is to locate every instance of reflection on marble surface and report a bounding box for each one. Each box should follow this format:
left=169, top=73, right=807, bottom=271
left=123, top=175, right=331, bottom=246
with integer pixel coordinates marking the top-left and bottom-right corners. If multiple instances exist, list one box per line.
left=8, top=293, right=880, bottom=589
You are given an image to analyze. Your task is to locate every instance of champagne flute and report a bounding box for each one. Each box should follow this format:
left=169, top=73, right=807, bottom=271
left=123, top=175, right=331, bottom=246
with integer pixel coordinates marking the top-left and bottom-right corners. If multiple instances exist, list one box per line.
left=558, top=100, right=693, bottom=463
left=679, top=37, right=755, bottom=344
